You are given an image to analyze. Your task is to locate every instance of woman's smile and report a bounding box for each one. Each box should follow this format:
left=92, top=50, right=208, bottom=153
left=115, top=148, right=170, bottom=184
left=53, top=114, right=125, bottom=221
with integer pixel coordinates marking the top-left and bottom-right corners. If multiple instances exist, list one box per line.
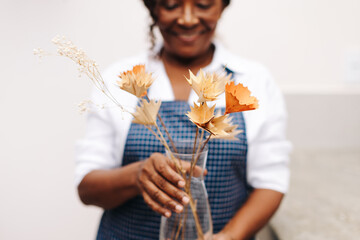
left=170, top=30, right=206, bottom=44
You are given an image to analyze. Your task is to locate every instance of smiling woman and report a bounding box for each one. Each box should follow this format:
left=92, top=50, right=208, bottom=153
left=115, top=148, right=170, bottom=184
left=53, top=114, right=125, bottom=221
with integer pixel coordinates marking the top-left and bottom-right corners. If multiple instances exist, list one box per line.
left=75, top=0, right=291, bottom=239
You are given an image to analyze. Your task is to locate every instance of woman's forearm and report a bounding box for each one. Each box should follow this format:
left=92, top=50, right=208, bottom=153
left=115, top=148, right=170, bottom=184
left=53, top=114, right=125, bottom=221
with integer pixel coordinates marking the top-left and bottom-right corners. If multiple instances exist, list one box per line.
left=77, top=161, right=142, bottom=209
left=220, top=189, right=284, bottom=240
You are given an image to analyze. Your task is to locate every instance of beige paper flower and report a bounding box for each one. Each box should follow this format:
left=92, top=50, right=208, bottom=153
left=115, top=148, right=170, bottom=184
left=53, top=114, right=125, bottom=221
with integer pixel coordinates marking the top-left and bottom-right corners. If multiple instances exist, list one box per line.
left=186, top=102, right=215, bottom=128
left=186, top=69, right=231, bottom=103
left=132, top=99, right=161, bottom=125
left=117, top=65, right=154, bottom=98
left=209, top=112, right=243, bottom=140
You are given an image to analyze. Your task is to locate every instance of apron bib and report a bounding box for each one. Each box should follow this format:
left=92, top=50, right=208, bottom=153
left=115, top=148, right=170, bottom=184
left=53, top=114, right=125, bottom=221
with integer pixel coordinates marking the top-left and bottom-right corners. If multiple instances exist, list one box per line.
left=97, top=101, right=249, bottom=240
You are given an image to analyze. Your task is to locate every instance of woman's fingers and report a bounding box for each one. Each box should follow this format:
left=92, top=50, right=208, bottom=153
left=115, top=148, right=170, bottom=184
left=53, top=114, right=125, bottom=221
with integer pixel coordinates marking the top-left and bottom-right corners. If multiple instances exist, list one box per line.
left=152, top=153, right=186, bottom=188
left=151, top=170, right=190, bottom=205
left=138, top=152, right=208, bottom=216
left=138, top=153, right=188, bottom=215
left=142, top=190, right=171, bottom=218
left=168, top=159, right=207, bottom=177
left=191, top=165, right=206, bottom=177
left=142, top=179, right=184, bottom=214
left=168, top=158, right=206, bottom=178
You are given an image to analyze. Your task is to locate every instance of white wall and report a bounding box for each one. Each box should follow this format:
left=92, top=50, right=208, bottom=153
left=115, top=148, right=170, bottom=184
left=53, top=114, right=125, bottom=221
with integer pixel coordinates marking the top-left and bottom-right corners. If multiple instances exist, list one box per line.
left=220, top=0, right=360, bottom=92
left=1, top=0, right=359, bottom=239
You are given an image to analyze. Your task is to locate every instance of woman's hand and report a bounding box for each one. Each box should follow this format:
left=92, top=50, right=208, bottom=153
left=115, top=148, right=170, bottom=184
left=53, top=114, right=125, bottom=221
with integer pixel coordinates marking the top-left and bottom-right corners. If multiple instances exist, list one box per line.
left=212, top=232, right=236, bottom=240
left=136, top=152, right=192, bottom=218
left=214, top=189, right=284, bottom=240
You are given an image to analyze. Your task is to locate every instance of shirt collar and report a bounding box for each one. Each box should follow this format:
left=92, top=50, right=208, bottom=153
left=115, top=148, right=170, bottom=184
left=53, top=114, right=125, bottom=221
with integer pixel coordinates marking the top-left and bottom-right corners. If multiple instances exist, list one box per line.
left=208, top=40, right=244, bottom=76
left=146, top=40, right=240, bottom=105
left=148, top=39, right=243, bottom=76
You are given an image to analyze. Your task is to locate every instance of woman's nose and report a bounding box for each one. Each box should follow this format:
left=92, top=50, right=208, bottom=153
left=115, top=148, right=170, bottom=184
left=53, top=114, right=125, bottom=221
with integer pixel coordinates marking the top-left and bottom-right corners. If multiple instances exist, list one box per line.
left=176, top=4, right=200, bottom=27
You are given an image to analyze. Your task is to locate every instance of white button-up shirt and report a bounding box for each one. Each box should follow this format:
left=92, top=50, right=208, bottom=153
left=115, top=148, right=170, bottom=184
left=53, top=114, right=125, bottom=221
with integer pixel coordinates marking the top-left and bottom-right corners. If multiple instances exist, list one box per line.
left=75, top=42, right=292, bottom=193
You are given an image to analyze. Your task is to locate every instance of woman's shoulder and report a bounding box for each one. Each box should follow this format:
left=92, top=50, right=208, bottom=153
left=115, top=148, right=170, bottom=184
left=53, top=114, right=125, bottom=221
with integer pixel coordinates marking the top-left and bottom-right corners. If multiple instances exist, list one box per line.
left=215, top=43, right=284, bottom=115
left=217, top=45, right=273, bottom=82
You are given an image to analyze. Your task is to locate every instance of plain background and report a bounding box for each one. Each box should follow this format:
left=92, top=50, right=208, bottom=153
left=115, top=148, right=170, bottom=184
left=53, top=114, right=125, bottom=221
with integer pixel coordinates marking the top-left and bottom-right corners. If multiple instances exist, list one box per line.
left=1, top=0, right=359, bottom=239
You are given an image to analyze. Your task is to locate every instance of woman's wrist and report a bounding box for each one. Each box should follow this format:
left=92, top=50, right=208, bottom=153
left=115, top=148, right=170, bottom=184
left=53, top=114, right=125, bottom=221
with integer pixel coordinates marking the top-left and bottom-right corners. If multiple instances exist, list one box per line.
left=217, top=189, right=284, bottom=240
left=111, top=161, right=143, bottom=195
left=78, top=161, right=144, bottom=209
left=214, top=230, right=237, bottom=240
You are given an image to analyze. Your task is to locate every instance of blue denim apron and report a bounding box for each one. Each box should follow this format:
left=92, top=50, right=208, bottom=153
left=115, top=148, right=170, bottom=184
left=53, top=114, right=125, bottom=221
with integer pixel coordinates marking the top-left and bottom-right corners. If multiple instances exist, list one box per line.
left=96, top=100, right=250, bottom=239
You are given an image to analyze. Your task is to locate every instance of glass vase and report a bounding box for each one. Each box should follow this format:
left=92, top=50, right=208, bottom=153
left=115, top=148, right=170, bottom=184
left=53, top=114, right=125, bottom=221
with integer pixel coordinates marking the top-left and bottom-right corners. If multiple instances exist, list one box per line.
left=159, top=140, right=212, bottom=240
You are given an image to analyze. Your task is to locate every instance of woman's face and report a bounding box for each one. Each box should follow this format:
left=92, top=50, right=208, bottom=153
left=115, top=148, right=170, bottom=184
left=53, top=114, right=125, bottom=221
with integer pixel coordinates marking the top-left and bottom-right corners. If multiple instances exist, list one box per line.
left=156, top=0, right=224, bottom=59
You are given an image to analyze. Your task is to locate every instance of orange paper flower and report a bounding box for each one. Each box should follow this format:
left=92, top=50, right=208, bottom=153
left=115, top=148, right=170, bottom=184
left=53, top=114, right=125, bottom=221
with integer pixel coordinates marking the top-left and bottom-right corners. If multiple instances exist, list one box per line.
left=225, top=82, right=259, bottom=114
left=117, top=65, right=154, bottom=98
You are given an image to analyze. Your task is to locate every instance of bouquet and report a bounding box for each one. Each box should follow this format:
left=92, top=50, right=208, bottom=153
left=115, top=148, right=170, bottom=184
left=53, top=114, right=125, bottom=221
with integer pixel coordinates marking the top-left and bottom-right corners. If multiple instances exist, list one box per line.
left=35, top=36, right=259, bottom=240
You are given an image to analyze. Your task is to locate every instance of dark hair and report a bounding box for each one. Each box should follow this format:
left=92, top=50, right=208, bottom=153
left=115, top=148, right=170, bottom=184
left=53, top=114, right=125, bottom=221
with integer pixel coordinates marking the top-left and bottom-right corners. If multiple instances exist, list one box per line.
left=142, top=0, right=231, bottom=47
left=143, top=0, right=230, bottom=19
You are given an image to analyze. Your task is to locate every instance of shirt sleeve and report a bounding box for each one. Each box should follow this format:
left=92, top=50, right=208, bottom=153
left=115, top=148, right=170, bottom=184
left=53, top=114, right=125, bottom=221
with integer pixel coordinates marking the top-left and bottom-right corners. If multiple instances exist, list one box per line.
left=74, top=57, right=143, bottom=186
left=244, top=68, right=292, bottom=193
left=74, top=88, right=119, bottom=186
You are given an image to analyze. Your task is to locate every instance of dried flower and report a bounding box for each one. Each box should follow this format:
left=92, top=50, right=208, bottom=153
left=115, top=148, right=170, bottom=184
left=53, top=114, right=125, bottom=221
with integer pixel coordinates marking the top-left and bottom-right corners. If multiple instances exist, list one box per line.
left=77, top=100, right=105, bottom=114
left=117, top=65, right=154, bottom=98
left=33, top=48, right=47, bottom=59
left=41, top=36, right=126, bottom=112
left=51, top=35, right=98, bottom=77
left=225, top=81, right=259, bottom=114
left=186, top=69, right=230, bottom=103
left=34, top=36, right=99, bottom=80
left=132, top=99, right=161, bottom=125
left=186, top=102, right=215, bottom=128
left=210, top=112, right=243, bottom=140
left=78, top=100, right=93, bottom=114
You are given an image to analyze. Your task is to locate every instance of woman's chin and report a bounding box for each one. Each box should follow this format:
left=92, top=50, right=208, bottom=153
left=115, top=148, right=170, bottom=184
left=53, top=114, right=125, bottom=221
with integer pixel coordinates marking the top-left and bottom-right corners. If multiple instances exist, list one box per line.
left=169, top=46, right=212, bottom=61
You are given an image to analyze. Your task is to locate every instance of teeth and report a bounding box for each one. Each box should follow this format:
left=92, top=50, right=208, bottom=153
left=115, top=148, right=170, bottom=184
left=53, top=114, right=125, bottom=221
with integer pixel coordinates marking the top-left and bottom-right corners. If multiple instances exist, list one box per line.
left=179, top=33, right=198, bottom=37
left=175, top=32, right=201, bottom=42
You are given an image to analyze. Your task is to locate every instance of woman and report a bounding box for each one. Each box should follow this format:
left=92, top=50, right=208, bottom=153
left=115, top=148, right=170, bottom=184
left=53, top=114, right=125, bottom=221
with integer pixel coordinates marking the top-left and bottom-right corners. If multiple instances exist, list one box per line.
left=75, top=0, right=291, bottom=239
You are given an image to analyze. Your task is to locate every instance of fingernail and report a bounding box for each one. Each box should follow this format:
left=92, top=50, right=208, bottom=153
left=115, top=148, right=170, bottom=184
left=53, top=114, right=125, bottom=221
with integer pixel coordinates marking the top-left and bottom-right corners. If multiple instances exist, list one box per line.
left=176, top=205, right=183, bottom=212
left=182, top=196, right=189, bottom=204
left=178, top=181, right=185, bottom=187
left=165, top=212, right=171, bottom=218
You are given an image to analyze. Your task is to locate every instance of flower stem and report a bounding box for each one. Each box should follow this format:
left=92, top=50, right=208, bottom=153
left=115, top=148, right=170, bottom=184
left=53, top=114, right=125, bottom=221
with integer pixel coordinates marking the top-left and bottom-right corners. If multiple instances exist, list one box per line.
left=188, top=196, right=204, bottom=240
left=154, top=123, right=184, bottom=176
left=192, top=128, right=199, bottom=158
left=145, top=94, right=178, bottom=153
left=144, top=125, right=163, bottom=143
left=174, top=213, right=183, bottom=240
left=158, top=113, right=178, bottom=153
left=187, top=128, right=199, bottom=188
left=192, top=133, right=212, bottom=169
left=171, top=214, right=180, bottom=239
left=182, top=205, right=188, bottom=240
